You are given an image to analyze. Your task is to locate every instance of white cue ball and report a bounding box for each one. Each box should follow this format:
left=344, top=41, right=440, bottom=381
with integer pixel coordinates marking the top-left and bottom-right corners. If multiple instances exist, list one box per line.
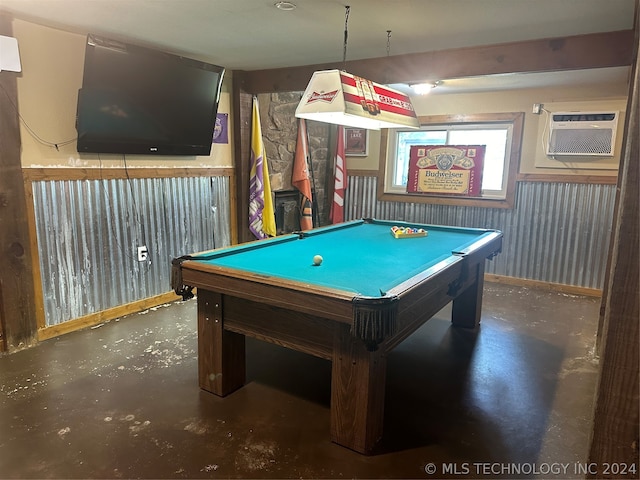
left=313, top=255, right=323, bottom=266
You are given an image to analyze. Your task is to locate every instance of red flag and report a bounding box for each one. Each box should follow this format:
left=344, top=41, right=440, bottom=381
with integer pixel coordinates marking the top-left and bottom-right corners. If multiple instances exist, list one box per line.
left=330, top=125, right=347, bottom=224
left=292, top=119, right=314, bottom=230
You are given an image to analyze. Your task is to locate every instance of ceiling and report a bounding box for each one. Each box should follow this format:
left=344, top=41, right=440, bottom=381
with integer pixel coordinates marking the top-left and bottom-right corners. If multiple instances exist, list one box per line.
left=0, top=0, right=636, bottom=92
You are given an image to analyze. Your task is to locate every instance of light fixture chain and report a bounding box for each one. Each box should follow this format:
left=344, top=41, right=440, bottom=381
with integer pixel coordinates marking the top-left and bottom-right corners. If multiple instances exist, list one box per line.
left=342, top=5, right=351, bottom=68
left=386, top=30, right=392, bottom=56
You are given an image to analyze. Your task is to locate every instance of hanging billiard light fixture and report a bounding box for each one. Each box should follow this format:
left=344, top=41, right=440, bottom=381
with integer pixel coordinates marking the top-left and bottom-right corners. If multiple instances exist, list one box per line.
left=295, top=7, right=419, bottom=130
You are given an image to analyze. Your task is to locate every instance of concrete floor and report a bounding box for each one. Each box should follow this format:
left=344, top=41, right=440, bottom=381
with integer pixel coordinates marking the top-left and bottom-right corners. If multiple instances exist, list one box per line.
left=0, top=283, right=601, bottom=479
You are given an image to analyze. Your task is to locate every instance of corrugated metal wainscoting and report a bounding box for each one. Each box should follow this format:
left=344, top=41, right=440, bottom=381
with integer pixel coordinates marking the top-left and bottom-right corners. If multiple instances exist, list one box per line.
left=32, top=176, right=231, bottom=327
left=346, top=177, right=616, bottom=290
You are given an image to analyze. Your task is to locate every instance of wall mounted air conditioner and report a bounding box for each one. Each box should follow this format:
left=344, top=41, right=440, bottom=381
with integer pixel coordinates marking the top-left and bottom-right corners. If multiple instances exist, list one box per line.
left=546, top=111, right=619, bottom=156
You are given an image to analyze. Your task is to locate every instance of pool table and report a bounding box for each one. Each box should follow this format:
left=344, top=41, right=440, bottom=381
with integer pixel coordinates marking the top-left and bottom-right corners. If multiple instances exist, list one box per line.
left=171, top=218, right=502, bottom=454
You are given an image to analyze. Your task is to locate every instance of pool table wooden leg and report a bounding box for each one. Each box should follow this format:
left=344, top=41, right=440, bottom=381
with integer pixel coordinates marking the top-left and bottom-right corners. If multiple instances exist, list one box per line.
left=330, top=323, right=387, bottom=454
left=452, top=261, right=485, bottom=328
left=197, top=290, right=246, bottom=396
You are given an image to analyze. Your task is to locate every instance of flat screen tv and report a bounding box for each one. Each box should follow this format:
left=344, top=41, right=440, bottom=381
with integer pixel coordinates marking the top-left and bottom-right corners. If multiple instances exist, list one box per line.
left=76, top=35, right=225, bottom=156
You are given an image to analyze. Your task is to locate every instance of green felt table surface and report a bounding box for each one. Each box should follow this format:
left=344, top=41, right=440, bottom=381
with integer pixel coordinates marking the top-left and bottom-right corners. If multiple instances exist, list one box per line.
left=192, top=219, right=494, bottom=298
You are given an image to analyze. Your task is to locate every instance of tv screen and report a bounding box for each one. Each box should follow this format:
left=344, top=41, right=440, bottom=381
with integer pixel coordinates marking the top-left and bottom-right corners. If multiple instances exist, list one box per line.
left=76, top=35, right=225, bottom=156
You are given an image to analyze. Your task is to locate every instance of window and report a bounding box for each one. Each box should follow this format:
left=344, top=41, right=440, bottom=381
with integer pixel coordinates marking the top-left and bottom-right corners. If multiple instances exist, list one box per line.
left=380, top=113, right=524, bottom=208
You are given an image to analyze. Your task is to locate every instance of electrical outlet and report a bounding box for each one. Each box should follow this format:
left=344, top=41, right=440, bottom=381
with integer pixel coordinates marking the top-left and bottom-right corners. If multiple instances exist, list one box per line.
left=532, top=103, right=542, bottom=114
left=137, top=245, right=148, bottom=262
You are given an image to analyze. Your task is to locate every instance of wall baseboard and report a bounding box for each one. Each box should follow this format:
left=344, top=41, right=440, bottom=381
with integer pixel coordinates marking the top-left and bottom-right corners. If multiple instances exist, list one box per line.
left=35, top=275, right=601, bottom=343
left=37, top=291, right=183, bottom=341
left=485, top=274, right=602, bottom=297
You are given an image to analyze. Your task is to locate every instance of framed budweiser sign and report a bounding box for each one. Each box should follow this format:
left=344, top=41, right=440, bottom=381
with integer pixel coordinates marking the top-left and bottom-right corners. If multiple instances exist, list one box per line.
left=407, top=145, right=485, bottom=196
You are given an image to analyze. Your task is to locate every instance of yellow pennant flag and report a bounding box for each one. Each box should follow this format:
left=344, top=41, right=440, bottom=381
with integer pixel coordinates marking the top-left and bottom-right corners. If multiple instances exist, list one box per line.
left=248, top=96, right=276, bottom=239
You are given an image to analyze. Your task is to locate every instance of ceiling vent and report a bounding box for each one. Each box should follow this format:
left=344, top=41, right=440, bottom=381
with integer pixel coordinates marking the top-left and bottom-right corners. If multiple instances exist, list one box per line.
left=546, top=111, right=619, bottom=156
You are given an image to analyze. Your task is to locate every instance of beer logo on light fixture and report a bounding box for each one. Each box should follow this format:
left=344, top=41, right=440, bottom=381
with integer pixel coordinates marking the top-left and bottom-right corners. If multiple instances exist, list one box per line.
left=307, top=90, right=339, bottom=104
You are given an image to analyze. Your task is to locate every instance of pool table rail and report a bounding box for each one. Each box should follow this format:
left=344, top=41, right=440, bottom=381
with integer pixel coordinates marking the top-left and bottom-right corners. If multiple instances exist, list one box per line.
left=174, top=227, right=502, bottom=351
left=181, top=261, right=356, bottom=324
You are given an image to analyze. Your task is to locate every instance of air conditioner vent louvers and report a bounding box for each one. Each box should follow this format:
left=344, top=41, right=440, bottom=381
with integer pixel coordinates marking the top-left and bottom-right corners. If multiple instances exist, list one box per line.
left=547, top=111, right=618, bottom=157
left=551, top=113, right=616, bottom=122
left=549, top=129, right=613, bottom=155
